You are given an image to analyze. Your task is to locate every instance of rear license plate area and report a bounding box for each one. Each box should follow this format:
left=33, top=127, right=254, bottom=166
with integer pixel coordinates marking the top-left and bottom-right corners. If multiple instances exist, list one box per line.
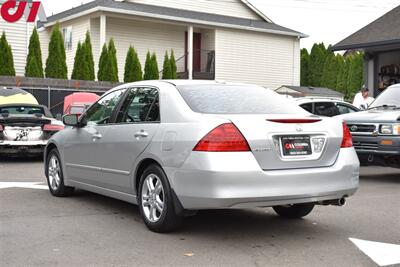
left=281, top=136, right=312, bottom=156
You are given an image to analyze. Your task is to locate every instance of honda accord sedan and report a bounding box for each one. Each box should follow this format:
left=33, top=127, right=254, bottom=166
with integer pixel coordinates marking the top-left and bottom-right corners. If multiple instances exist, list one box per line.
left=44, top=81, right=360, bottom=232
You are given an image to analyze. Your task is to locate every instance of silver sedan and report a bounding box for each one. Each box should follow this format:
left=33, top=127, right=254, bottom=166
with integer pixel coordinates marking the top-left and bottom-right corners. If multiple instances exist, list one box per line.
left=44, top=81, right=360, bottom=232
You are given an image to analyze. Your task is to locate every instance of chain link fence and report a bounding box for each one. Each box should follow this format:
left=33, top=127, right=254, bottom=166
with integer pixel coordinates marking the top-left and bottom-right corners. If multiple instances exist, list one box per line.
left=23, top=87, right=105, bottom=118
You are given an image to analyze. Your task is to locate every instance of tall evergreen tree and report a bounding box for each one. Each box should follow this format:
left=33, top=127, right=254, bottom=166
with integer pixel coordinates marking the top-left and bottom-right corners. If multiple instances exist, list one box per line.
left=170, top=50, right=177, bottom=79
left=162, top=51, right=172, bottom=79
left=25, top=28, right=44, bottom=78
left=321, top=53, right=336, bottom=88
left=124, top=46, right=135, bottom=83
left=71, top=42, right=83, bottom=80
left=0, top=32, right=16, bottom=76
left=337, top=56, right=352, bottom=97
left=308, top=43, right=325, bottom=87
left=124, top=46, right=143, bottom=82
left=98, top=44, right=108, bottom=81
left=347, top=53, right=364, bottom=99
left=84, top=31, right=95, bottom=80
left=143, top=51, right=153, bottom=80
left=300, top=48, right=309, bottom=86
left=107, top=39, right=119, bottom=82
left=151, top=53, right=159, bottom=80
left=45, top=23, right=68, bottom=79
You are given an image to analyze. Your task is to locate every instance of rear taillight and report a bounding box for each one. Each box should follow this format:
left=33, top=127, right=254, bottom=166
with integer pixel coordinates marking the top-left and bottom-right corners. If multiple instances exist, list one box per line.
left=43, top=124, right=64, bottom=132
left=341, top=122, right=353, bottom=148
left=193, top=123, right=250, bottom=152
left=0, top=124, right=3, bottom=132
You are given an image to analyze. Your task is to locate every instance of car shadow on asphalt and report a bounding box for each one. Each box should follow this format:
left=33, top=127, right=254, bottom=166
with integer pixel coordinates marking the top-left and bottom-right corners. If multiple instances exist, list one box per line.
left=360, top=171, right=400, bottom=184
left=68, top=189, right=344, bottom=238
left=0, top=156, right=43, bottom=163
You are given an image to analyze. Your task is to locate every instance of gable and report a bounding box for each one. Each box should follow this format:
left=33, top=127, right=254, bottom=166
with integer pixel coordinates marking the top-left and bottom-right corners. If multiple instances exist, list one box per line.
left=126, top=0, right=264, bottom=20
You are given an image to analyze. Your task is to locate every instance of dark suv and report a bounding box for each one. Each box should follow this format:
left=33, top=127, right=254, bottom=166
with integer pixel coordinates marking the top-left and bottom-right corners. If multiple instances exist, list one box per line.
left=340, top=84, right=400, bottom=168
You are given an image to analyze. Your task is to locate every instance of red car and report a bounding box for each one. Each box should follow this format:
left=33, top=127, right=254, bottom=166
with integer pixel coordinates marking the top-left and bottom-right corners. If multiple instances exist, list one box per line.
left=63, top=93, right=100, bottom=116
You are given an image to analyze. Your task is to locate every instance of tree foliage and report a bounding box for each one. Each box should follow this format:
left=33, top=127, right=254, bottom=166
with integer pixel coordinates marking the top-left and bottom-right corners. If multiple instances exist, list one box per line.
left=0, top=32, right=16, bottom=76
left=162, top=51, right=172, bottom=79
left=301, top=42, right=364, bottom=100
left=98, top=44, right=108, bottom=81
left=107, top=39, right=119, bottom=82
left=170, top=50, right=177, bottom=79
left=71, top=42, right=83, bottom=80
left=300, top=48, right=309, bottom=86
left=83, top=31, right=95, bottom=81
left=25, top=28, right=43, bottom=78
left=124, top=46, right=142, bottom=82
left=151, top=53, right=159, bottom=80
left=45, top=23, right=68, bottom=79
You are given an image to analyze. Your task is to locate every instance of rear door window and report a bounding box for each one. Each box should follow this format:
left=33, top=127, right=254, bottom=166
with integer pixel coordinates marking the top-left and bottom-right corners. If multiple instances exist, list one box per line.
left=314, top=102, right=340, bottom=117
left=336, top=103, right=358, bottom=114
left=177, top=85, right=308, bottom=115
left=300, top=103, right=313, bottom=113
left=116, top=88, right=160, bottom=123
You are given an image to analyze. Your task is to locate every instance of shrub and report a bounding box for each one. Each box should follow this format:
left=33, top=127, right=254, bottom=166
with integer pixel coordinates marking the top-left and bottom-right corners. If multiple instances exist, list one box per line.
left=45, top=23, right=68, bottom=79
left=162, top=51, right=172, bottom=79
left=25, top=28, right=43, bottom=78
left=98, top=44, right=108, bottom=81
left=124, top=46, right=142, bottom=82
left=0, top=32, right=16, bottom=76
left=170, top=50, right=177, bottom=79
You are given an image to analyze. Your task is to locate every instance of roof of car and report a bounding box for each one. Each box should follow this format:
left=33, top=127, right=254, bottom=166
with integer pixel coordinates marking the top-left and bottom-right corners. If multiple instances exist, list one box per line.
left=294, top=97, right=348, bottom=104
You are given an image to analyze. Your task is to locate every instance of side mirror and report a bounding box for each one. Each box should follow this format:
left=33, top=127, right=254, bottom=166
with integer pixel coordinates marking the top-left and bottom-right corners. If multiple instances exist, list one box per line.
left=63, top=114, right=84, bottom=127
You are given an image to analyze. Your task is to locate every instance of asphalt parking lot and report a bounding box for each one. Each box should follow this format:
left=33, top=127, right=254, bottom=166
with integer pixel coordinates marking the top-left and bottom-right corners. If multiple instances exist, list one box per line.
left=0, top=159, right=399, bottom=267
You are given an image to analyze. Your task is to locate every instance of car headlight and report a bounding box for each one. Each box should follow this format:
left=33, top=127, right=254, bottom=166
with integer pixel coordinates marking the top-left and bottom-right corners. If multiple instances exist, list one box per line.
left=380, top=124, right=400, bottom=135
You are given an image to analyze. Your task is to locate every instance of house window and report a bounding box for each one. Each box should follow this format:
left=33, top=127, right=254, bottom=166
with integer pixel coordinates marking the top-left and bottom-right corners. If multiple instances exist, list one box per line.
left=62, top=27, right=72, bottom=51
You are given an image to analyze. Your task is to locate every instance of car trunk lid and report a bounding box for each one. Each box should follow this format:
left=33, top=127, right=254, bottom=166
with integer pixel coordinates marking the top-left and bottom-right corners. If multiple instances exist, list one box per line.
left=213, top=114, right=343, bottom=170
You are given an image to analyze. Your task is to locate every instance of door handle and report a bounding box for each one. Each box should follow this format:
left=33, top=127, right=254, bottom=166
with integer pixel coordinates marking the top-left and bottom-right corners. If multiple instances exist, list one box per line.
left=134, top=130, right=149, bottom=138
left=92, top=133, right=102, bottom=139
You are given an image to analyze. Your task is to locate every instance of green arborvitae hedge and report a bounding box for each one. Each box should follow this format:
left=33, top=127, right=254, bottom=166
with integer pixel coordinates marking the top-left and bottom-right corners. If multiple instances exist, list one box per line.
left=98, top=44, right=108, bottom=81
left=71, top=42, right=82, bottom=80
left=162, top=51, right=172, bottom=79
left=151, top=53, right=159, bottom=80
left=300, top=48, right=309, bottom=86
left=170, top=50, right=177, bottom=79
left=124, top=46, right=143, bottom=82
left=84, top=31, right=95, bottom=81
left=0, top=32, right=16, bottom=76
left=107, top=39, right=119, bottom=82
left=143, top=51, right=152, bottom=80
left=45, top=23, right=68, bottom=79
left=25, top=28, right=43, bottom=78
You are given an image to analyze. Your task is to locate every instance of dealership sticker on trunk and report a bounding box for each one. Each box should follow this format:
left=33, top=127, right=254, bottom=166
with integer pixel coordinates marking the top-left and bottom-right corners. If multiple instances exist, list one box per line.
left=281, top=136, right=312, bottom=156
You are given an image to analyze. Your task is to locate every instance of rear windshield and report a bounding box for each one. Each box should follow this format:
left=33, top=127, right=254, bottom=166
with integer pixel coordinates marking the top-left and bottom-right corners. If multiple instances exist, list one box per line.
left=177, top=85, right=308, bottom=115
left=0, top=106, right=45, bottom=116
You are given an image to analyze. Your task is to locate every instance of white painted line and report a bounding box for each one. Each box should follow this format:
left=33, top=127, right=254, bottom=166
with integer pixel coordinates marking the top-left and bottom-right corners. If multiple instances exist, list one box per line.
left=349, top=238, right=400, bottom=266
left=0, top=182, right=48, bottom=190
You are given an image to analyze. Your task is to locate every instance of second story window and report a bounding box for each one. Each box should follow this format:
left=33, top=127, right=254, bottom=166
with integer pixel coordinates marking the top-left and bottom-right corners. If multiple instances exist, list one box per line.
left=62, top=26, right=72, bottom=51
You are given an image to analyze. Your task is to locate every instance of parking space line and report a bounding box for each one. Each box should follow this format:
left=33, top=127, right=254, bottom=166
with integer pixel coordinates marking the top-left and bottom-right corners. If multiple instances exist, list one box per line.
left=349, top=238, right=400, bottom=266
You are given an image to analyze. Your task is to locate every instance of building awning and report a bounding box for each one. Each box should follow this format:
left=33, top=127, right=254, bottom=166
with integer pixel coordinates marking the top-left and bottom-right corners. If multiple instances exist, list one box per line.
left=37, top=0, right=307, bottom=38
left=332, top=5, right=400, bottom=51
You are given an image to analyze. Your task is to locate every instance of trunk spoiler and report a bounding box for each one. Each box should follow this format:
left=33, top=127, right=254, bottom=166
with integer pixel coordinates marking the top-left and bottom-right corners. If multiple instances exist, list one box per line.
left=267, top=118, right=322, bottom=124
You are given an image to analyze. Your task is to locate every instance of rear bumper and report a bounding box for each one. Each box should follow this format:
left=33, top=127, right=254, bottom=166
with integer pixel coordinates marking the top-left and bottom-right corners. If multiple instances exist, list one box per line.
left=0, top=140, right=47, bottom=154
left=166, top=148, right=360, bottom=210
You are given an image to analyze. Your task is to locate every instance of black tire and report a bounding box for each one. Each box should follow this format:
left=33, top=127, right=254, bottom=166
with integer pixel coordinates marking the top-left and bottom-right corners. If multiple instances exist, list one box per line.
left=273, top=203, right=315, bottom=219
left=138, top=164, right=183, bottom=233
left=46, top=149, right=74, bottom=197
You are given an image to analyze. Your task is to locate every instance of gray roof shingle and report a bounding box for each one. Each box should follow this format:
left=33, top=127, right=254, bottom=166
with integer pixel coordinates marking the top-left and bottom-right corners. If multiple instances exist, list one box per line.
left=332, top=5, right=400, bottom=51
left=38, top=0, right=306, bottom=37
left=277, top=85, right=344, bottom=98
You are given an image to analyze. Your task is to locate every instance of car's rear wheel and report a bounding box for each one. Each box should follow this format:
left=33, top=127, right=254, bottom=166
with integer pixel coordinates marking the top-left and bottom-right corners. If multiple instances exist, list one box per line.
left=138, top=164, right=183, bottom=233
left=46, top=149, right=74, bottom=197
left=273, top=203, right=315, bottom=219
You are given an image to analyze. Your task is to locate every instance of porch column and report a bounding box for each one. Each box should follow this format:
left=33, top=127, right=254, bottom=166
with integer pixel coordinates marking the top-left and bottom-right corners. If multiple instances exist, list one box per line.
left=188, top=25, right=194, bottom=80
left=100, top=14, right=107, bottom=47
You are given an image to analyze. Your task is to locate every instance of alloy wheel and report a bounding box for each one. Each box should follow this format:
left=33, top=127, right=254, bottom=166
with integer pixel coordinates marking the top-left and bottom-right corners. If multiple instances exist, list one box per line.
left=48, top=155, right=61, bottom=191
left=141, top=174, right=165, bottom=223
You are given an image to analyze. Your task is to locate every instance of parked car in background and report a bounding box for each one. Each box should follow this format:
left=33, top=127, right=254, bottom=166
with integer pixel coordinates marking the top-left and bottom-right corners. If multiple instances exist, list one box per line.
left=45, top=81, right=359, bottom=233
left=63, top=92, right=100, bottom=116
left=339, top=84, right=400, bottom=168
left=295, top=98, right=359, bottom=117
left=0, top=87, right=38, bottom=105
left=0, top=104, right=64, bottom=155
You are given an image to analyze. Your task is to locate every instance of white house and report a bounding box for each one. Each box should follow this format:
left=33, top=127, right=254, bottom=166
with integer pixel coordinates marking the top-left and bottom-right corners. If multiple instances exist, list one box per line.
left=36, top=0, right=306, bottom=89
